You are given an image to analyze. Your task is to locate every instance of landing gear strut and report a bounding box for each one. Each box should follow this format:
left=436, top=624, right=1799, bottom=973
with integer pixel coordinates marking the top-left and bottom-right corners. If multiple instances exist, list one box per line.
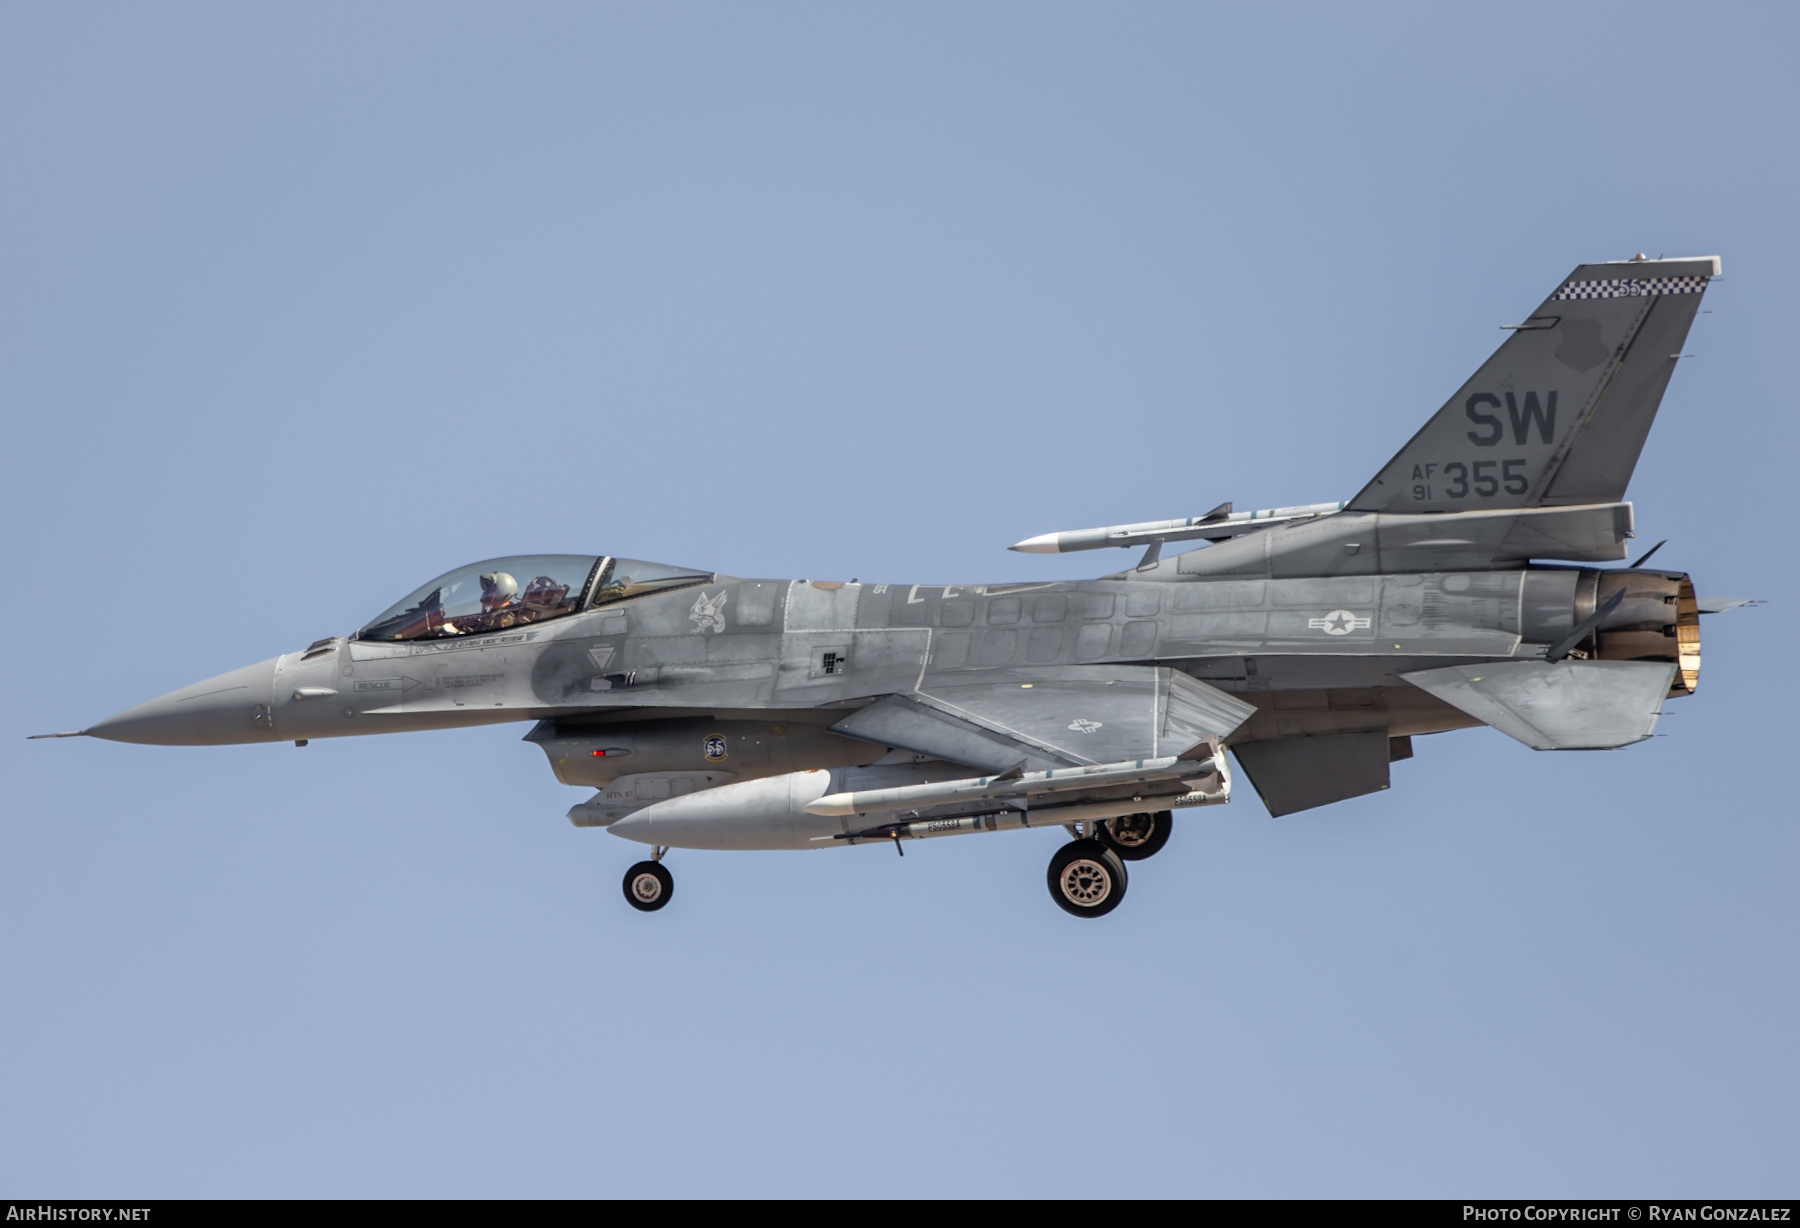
left=1046, top=838, right=1128, bottom=918
left=623, top=849, right=673, bottom=912
left=1095, top=810, right=1173, bottom=862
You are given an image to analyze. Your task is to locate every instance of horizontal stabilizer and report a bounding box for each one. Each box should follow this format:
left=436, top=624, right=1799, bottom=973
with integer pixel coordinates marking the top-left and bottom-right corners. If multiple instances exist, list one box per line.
left=1167, top=500, right=1634, bottom=580
left=1401, top=660, right=1677, bottom=750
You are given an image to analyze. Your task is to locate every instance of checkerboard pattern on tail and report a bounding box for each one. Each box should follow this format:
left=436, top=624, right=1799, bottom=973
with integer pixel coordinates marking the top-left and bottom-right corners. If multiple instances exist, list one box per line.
left=1553, top=275, right=1709, bottom=300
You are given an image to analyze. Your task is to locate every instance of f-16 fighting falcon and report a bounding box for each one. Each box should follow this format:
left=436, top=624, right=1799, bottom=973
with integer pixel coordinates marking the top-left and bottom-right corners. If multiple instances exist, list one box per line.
left=39, top=255, right=1753, bottom=917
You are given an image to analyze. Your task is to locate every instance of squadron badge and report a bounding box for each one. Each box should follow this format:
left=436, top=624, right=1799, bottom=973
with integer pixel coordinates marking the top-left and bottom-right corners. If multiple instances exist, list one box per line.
left=703, top=733, right=728, bottom=761
left=689, top=589, right=728, bottom=634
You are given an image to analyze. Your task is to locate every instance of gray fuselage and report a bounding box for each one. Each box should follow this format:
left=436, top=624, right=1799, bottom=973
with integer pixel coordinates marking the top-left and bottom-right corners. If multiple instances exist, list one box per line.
left=90, top=561, right=1692, bottom=765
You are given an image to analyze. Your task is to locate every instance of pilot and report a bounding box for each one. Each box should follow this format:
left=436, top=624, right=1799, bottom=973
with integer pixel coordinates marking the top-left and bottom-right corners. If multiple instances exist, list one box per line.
left=417, top=570, right=510, bottom=636
left=479, top=572, right=519, bottom=613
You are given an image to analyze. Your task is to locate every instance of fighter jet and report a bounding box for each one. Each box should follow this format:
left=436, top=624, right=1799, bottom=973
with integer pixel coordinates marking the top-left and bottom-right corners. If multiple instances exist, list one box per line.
left=39, top=255, right=1752, bottom=917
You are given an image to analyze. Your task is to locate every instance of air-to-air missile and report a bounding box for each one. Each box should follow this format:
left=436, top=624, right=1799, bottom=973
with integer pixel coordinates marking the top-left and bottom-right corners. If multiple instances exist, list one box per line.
left=37, top=255, right=1756, bottom=918
left=1009, top=501, right=1347, bottom=568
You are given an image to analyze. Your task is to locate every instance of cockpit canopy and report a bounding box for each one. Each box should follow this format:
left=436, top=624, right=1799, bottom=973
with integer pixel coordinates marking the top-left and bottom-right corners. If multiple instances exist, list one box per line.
left=357, top=554, right=713, bottom=642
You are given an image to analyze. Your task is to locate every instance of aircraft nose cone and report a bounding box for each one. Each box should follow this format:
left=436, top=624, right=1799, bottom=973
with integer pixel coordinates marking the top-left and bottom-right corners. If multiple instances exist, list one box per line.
left=87, top=658, right=282, bottom=746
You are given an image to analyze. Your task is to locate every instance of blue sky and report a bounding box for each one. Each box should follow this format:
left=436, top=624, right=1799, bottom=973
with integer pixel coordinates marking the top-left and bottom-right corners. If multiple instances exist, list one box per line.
left=2, top=2, right=1795, bottom=1196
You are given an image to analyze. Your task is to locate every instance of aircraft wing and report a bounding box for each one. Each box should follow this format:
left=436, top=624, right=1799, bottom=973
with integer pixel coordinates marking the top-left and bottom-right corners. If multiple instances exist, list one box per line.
left=830, top=665, right=1256, bottom=773
left=1401, top=660, right=1677, bottom=751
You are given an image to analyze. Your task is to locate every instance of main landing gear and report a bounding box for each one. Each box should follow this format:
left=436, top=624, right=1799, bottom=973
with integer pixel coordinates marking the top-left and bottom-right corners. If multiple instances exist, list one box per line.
left=623, top=846, right=673, bottom=912
left=1046, top=812, right=1173, bottom=917
left=1047, top=838, right=1128, bottom=918
left=1094, top=810, right=1174, bottom=862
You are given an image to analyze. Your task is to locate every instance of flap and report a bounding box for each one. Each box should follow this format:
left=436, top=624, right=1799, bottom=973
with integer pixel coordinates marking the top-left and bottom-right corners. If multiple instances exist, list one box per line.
left=1402, top=659, right=1676, bottom=750
left=830, top=665, right=1255, bottom=771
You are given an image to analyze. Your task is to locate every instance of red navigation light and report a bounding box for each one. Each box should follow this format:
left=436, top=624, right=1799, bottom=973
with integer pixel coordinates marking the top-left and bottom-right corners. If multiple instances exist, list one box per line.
left=590, top=749, right=606, bottom=757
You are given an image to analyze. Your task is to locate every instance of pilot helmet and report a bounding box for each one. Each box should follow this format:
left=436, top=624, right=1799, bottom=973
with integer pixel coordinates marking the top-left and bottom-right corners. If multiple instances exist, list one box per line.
left=479, top=571, right=519, bottom=611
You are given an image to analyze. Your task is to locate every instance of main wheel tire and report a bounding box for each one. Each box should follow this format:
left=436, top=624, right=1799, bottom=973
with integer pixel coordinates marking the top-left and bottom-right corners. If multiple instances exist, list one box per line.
left=623, top=861, right=674, bottom=912
left=1096, top=810, right=1173, bottom=861
left=1046, top=839, right=1128, bottom=918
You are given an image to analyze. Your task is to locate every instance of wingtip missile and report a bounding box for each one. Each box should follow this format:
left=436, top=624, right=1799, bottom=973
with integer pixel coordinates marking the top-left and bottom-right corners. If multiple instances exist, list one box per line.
left=1009, top=501, right=1347, bottom=556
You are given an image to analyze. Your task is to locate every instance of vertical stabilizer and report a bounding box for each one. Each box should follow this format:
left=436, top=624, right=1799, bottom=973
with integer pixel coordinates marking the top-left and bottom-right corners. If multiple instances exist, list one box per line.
left=1349, top=256, right=1718, bottom=513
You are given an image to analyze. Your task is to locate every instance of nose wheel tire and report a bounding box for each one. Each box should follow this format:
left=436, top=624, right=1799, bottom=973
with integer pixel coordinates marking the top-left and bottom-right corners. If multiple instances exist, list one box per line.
left=1096, top=810, right=1173, bottom=862
left=623, top=861, right=674, bottom=912
left=1047, top=839, right=1128, bottom=918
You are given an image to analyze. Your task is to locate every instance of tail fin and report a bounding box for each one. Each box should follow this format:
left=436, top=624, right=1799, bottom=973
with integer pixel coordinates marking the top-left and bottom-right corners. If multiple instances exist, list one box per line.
left=1349, top=255, right=1718, bottom=513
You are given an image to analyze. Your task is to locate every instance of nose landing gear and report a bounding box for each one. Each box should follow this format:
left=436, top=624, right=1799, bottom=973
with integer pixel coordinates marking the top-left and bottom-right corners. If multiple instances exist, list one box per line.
left=623, top=846, right=673, bottom=912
